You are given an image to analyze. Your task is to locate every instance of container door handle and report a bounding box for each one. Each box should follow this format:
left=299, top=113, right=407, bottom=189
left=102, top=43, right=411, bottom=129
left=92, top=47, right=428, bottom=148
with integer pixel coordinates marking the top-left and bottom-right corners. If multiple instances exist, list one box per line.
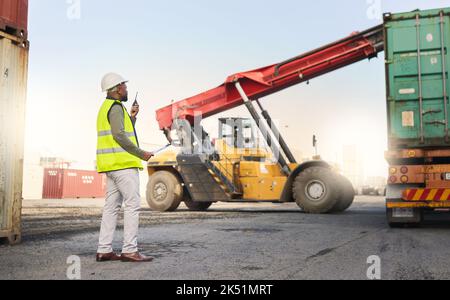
left=416, top=14, right=425, bottom=144
left=423, top=109, right=442, bottom=116
left=440, top=11, right=449, bottom=142
left=425, top=120, right=446, bottom=126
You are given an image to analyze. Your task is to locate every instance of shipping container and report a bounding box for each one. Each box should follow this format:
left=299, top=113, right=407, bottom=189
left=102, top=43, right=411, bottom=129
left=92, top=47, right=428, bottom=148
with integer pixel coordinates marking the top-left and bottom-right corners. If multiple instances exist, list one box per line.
left=0, top=31, right=29, bottom=244
left=384, top=7, right=450, bottom=227
left=0, top=0, right=28, bottom=38
left=42, top=169, right=106, bottom=199
left=385, top=7, right=450, bottom=149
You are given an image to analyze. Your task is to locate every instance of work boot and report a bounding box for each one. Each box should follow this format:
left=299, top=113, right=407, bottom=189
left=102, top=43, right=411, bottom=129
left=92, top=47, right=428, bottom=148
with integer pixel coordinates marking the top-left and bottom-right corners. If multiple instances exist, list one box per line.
left=96, top=252, right=121, bottom=262
left=121, top=252, right=154, bottom=263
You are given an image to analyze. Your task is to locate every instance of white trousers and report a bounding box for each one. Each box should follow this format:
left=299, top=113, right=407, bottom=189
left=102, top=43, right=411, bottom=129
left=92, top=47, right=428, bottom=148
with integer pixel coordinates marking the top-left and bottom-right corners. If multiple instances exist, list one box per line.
left=97, top=168, right=141, bottom=254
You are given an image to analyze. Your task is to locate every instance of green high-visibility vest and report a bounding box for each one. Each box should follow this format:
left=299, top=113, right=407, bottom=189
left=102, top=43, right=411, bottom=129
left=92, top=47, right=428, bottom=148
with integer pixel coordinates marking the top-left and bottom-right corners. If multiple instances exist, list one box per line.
left=96, top=99, right=143, bottom=173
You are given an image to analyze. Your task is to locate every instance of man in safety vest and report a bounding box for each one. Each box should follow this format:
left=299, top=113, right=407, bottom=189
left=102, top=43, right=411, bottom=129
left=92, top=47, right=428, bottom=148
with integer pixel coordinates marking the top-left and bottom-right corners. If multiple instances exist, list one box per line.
left=96, top=72, right=153, bottom=263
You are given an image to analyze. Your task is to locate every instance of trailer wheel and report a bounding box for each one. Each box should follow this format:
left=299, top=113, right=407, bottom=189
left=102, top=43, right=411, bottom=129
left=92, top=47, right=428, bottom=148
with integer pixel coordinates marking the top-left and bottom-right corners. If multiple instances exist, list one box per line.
left=331, top=175, right=355, bottom=213
left=184, top=198, right=213, bottom=211
left=293, top=167, right=340, bottom=214
left=146, top=171, right=182, bottom=212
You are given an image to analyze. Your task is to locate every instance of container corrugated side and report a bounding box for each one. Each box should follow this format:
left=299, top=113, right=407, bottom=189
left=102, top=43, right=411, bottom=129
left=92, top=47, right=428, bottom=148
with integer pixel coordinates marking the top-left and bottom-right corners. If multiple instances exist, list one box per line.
left=42, top=169, right=64, bottom=199
left=0, top=0, right=28, bottom=38
left=43, top=169, right=106, bottom=199
left=0, top=33, right=29, bottom=244
left=385, top=7, right=450, bottom=149
left=62, top=170, right=106, bottom=199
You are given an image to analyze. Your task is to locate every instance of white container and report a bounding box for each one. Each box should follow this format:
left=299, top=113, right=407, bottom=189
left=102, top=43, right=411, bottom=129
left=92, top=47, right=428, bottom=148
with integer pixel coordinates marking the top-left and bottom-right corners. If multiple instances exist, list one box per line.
left=0, top=31, right=29, bottom=244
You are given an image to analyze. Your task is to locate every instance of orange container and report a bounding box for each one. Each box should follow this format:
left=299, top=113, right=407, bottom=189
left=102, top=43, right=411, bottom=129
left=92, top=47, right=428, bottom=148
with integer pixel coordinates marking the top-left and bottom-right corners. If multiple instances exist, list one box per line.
left=43, top=169, right=106, bottom=199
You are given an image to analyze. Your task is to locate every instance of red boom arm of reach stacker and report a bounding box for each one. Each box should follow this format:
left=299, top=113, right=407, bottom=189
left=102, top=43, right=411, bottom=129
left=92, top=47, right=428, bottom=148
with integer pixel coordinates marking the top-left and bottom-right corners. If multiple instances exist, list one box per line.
left=156, top=25, right=384, bottom=131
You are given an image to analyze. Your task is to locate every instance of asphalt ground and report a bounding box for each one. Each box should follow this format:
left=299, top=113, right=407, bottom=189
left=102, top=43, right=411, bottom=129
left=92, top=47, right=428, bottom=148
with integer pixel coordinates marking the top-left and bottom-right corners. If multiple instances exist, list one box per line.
left=1, top=196, right=450, bottom=280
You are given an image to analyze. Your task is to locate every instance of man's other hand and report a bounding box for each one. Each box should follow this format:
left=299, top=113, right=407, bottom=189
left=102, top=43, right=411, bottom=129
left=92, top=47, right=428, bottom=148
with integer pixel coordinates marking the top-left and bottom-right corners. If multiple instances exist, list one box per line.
left=143, top=151, right=154, bottom=161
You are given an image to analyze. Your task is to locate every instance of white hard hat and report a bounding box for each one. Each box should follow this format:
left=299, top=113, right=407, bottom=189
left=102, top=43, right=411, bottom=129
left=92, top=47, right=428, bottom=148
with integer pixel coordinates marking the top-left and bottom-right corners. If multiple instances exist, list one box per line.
left=101, top=72, right=128, bottom=92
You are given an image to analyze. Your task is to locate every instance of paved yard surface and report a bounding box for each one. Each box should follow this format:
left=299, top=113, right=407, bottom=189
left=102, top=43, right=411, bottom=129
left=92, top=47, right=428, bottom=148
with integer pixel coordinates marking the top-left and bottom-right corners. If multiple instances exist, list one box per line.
left=1, top=196, right=450, bottom=280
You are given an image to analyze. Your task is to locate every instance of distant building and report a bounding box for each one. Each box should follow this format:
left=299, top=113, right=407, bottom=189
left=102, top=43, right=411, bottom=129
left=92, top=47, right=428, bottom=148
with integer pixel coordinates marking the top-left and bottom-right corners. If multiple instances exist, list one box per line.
left=40, top=157, right=72, bottom=169
left=342, top=145, right=364, bottom=188
left=22, top=165, right=44, bottom=200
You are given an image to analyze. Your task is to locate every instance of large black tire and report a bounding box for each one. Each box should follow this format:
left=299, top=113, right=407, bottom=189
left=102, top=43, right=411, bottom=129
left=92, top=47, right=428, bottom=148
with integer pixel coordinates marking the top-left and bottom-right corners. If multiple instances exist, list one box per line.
left=331, top=175, right=355, bottom=213
left=293, top=167, right=340, bottom=214
left=146, top=171, right=183, bottom=212
left=184, top=198, right=213, bottom=211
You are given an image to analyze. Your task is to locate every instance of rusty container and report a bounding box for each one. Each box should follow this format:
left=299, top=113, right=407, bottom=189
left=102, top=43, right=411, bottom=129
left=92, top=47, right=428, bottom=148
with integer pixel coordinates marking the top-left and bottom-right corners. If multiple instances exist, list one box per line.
left=42, top=169, right=106, bottom=199
left=0, top=32, right=29, bottom=244
left=0, top=0, right=28, bottom=38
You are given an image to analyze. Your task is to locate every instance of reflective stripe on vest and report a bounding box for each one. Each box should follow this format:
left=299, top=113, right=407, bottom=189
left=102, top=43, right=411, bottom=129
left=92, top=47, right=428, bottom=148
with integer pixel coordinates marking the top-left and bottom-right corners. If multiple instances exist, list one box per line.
left=97, top=148, right=128, bottom=155
left=96, top=99, right=143, bottom=173
left=98, top=130, right=136, bottom=138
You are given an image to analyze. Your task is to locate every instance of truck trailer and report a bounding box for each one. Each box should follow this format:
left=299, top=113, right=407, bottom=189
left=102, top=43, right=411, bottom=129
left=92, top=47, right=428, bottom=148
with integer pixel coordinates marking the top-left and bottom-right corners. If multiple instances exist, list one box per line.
left=384, top=8, right=450, bottom=226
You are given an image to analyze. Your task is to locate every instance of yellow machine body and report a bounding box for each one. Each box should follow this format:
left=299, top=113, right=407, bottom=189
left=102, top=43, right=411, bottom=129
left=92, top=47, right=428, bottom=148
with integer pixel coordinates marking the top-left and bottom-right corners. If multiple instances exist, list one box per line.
left=148, top=139, right=299, bottom=202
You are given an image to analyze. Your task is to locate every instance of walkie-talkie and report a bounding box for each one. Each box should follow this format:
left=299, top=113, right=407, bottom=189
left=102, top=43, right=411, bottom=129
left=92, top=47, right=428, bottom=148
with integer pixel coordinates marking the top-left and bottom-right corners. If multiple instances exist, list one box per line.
left=133, top=92, right=139, bottom=106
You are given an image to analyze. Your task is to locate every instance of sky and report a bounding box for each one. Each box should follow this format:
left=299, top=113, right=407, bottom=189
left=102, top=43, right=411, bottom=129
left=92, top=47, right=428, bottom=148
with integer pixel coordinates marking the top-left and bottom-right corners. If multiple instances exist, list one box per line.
left=24, top=0, right=450, bottom=178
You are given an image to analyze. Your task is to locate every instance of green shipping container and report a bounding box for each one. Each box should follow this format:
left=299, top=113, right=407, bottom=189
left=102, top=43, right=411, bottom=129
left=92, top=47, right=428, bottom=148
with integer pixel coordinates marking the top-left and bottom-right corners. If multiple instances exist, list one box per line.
left=385, top=7, right=450, bottom=149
